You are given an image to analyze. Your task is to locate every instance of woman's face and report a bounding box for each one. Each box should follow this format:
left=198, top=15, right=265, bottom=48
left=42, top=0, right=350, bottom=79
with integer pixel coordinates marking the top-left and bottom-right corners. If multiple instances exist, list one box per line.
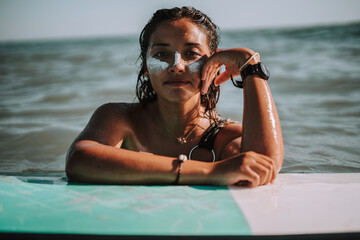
left=145, top=18, right=212, bottom=103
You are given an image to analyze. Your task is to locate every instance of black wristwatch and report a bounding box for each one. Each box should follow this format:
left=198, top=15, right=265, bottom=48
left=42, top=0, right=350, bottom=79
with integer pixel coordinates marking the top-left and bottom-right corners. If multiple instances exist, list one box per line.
left=231, top=62, right=270, bottom=88
left=241, top=62, right=270, bottom=80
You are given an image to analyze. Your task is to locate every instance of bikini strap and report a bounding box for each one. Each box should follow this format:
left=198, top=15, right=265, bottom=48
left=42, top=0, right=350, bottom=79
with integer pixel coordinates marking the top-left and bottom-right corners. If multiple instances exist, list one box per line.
left=188, top=119, right=226, bottom=162
left=198, top=121, right=222, bottom=150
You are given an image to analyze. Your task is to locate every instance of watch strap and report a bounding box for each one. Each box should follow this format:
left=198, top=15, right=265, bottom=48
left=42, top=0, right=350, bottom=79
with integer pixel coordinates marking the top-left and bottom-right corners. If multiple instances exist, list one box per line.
left=231, top=62, right=270, bottom=89
left=241, top=63, right=261, bottom=80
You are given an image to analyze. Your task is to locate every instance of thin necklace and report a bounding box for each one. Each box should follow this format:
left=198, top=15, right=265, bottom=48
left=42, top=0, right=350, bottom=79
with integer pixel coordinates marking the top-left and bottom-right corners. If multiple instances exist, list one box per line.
left=162, top=118, right=200, bottom=144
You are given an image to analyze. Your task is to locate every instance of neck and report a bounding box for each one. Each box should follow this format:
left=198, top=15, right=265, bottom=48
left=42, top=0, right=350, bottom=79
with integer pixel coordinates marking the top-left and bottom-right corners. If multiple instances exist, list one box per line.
left=155, top=95, right=204, bottom=136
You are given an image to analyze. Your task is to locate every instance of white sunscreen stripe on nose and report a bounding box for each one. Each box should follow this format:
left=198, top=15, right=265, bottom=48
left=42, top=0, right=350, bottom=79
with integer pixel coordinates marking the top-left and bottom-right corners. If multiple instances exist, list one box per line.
left=146, top=56, right=169, bottom=72
left=173, top=51, right=181, bottom=66
left=188, top=60, right=204, bottom=73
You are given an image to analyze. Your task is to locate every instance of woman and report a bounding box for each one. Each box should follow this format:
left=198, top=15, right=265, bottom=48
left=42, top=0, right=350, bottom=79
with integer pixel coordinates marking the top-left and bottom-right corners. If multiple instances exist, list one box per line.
left=66, top=6, right=283, bottom=187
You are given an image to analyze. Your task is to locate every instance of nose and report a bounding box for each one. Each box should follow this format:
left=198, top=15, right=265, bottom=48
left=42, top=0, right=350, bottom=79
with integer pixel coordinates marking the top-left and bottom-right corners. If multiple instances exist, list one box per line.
left=168, top=52, right=185, bottom=73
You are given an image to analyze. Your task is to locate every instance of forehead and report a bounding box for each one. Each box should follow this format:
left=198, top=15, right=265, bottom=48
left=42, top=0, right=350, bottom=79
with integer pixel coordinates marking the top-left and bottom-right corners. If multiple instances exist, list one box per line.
left=149, top=19, right=210, bottom=50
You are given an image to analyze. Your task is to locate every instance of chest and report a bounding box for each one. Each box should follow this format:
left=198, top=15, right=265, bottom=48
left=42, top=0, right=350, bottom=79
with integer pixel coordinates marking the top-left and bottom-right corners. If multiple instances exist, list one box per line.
left=122, top=125, right=219, bottom=162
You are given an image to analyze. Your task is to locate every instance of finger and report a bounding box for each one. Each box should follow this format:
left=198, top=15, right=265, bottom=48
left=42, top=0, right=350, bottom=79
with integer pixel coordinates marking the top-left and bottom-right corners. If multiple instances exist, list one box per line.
left=259, top=155, right=277, bottom=183
left=201, top=65, right=220, bottom=94
left=201, top=61, right=211, bottom=81
left=234, top=180, right=250, bottom=187
left=243, top=166, right=260, bottom=188
left=201, top=55, right=219, bottom=81
left=242, top=153, right=272, bottom=185
left=214, top=71, right=232, bottom=86
left=256, top=154, right=277, bottom=183
left=201, top=66, right=215, bottom=94
left=254, top=158, right=273, bottom=185
left=257, top=153, right=273, bottom=163
left=250, top=163, right=271, bottom=186
left=271, top=167, right=277, bottom=184
left=209, top=67, right=219, bottom=83
left=271, top=177, right=276, bottom=184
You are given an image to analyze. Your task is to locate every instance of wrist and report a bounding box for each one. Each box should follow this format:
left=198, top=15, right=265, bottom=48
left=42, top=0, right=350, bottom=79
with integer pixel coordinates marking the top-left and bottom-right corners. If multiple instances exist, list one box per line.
left=239, top=52, right=260, bottom=72
left=206, top=161, right=222, bottom=185
left=180, top=160, right=214, bottom=185
left=241, top=62, right=270, bottom=82
left=236, top=49, right=260, bottom=69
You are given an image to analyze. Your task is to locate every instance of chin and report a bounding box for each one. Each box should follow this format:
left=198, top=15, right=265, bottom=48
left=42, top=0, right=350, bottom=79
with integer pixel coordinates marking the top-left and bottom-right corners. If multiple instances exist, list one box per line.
left=165, top=91, right=201, bottom=104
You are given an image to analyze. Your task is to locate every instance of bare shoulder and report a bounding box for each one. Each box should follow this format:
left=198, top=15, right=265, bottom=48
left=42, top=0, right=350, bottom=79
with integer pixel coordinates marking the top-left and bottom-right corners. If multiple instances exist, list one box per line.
left=217, top=118, right=242, bottom=139
left=222, top=119, right=242, bottom=135
left=94, top=102, right=139, bottom=116
left=75, top=102, right=142, bottom=146
left=215, top=119, right=243, bottom=160
left=90, top=102, right=143, bottom=124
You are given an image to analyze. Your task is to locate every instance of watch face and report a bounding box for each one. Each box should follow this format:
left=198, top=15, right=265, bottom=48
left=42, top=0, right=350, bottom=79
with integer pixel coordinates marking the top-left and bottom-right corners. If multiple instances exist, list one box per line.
left=260, top=63, right=270, bottom=79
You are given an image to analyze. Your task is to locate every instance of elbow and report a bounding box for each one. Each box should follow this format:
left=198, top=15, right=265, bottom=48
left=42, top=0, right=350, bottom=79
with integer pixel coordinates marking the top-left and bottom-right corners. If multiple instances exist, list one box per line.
left=65, top=142, right=82, bottom=182
left=274, top=152, right=284, bottom=174
left=65, top=140, right=96, bottom=182
left=270, top=146, right=284, bottom=174
left=65, top=152, right=79, bottom=182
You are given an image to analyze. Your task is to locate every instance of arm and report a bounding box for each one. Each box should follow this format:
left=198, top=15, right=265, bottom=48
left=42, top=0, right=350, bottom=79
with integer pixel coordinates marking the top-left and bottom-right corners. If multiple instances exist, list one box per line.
left=242, top=72, right=284, bottom=172
left=66, top=103, right=211, bottom=184
left=67, top=139, right=212, bottom=184
left=66, top=103, right=270, bottom=186
left=201, top=48, right=284, bottom=185
left=67, top=139, right=267, bottom=186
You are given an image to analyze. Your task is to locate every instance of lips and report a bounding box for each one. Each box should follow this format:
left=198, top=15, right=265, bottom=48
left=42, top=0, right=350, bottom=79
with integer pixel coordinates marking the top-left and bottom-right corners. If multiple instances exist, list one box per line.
left=164, top=79, right=190, bottom=86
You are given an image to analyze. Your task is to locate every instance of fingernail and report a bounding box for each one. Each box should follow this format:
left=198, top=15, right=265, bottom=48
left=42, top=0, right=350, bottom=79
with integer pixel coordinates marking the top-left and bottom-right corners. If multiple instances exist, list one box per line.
left=238, top=181, right=250, bottom=186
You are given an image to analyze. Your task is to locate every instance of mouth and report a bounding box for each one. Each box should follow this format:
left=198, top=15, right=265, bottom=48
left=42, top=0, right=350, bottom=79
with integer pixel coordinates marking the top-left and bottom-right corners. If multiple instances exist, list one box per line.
left=164, top=80, right=190, bottom=86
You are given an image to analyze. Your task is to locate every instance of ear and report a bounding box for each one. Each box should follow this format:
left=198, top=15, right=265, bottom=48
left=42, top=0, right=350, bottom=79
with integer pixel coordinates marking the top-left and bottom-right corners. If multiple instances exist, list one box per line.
left=143, top=59, right=149, bottom=77
left=144, top=71, right=149, bottom=78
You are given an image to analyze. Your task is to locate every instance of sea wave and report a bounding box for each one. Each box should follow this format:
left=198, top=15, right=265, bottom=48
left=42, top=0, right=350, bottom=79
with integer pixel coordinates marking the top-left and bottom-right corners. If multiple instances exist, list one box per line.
left=1, top=22, right=360, bottom=173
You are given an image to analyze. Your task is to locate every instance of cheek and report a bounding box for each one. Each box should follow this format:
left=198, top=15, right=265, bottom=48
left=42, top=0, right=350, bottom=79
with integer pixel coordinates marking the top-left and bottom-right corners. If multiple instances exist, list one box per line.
left=188, top=60, right=204, bottom=74
left=146, top=56, right=169, bottom=75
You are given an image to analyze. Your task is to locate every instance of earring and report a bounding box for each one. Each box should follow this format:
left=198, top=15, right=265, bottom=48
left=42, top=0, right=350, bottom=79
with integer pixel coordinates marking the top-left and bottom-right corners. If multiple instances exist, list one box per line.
left=144, top=76, right=149, bottom=81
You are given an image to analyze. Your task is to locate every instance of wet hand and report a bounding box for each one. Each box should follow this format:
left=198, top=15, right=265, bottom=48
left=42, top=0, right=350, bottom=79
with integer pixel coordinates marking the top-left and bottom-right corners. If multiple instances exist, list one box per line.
left=200, top=48, right=259, bottom=94
left=211, top=151, right=276, bottom=187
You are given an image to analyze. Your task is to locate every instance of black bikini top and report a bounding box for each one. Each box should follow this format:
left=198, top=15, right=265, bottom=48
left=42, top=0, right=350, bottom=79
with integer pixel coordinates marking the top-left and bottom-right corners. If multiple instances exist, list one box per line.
left=188, top=119, right=226, bottom=162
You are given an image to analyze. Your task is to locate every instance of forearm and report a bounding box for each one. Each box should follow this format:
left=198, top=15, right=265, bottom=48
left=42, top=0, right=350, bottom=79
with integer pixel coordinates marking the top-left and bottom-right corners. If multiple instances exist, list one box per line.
left=66, top=140, right=212, bottom=184
left=241, top=76, right=284, bottom=171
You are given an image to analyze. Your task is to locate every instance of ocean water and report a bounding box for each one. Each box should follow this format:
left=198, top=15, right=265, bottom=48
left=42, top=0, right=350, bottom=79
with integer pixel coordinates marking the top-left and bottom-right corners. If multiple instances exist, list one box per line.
left=0, top=22, right=359, bottom=174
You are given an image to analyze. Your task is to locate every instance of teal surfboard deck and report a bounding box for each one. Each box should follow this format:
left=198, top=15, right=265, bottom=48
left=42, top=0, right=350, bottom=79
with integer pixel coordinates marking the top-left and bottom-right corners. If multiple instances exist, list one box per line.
left=1, top=173, right=360, bottom=239
left=0, top=175, right=250, bottom=236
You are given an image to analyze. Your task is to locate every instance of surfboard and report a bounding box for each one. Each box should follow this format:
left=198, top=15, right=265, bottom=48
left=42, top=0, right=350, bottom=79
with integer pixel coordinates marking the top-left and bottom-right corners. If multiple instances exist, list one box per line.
left=0, top=173, right=359, bottom=239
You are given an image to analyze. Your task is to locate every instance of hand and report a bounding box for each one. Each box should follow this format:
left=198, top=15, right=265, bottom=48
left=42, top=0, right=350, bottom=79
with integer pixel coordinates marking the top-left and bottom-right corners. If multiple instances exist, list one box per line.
left=210, top=151, right=276, bottom=187
left=201, top=48, right=259, bottom=94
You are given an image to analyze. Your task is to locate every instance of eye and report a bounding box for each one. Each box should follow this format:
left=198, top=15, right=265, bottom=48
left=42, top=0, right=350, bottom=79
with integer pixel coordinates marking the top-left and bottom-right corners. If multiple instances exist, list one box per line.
left=153, top=52, right=168, bottom=58
left=185, top=51, right=200, bottom=57
left=184, top=51, right=202, bottom=60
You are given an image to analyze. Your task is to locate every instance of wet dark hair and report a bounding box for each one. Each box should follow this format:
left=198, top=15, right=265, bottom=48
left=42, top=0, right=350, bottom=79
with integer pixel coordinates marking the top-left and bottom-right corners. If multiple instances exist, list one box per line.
left=136, top=6, right=220, bottom=119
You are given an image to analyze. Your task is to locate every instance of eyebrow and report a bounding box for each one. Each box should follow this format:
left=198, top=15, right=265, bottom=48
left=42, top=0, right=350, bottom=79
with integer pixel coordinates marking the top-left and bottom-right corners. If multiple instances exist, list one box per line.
left=150, top=42, right=203, bottom=48
left=151, top=43, right=169, bottom=47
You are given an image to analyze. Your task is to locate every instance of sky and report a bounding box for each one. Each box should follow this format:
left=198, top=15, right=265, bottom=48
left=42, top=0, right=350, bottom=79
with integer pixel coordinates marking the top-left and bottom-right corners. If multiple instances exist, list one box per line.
left=0, top=0, right=360, bottom=42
